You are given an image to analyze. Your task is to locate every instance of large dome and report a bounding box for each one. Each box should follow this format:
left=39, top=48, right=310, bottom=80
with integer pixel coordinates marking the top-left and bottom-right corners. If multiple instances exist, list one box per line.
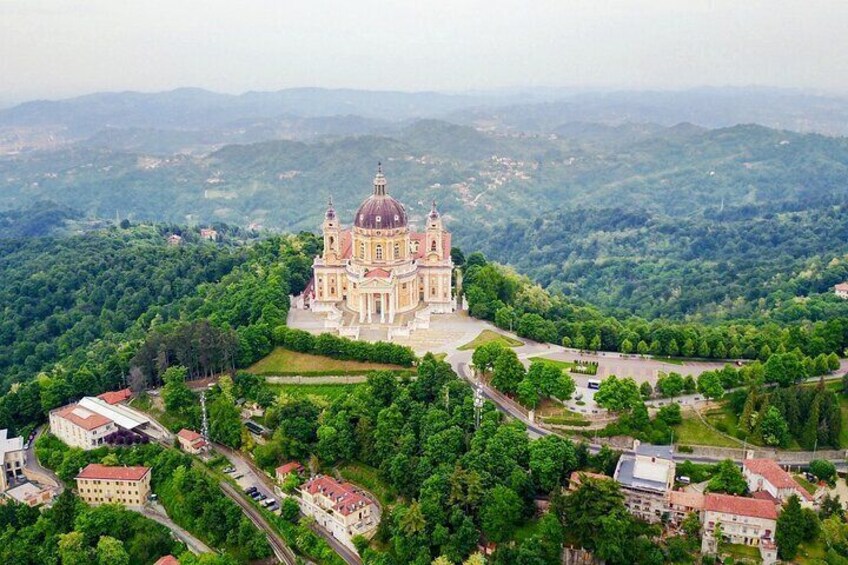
left=353, top=165, right=408, bottom=230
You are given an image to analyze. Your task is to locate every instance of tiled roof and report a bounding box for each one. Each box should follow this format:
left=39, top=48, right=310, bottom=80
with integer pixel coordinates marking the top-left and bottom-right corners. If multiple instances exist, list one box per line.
left=835, top=283, right=848, bottom=291
left=569, top=471, right=610, bottom=485
left=704, top=493, right=779, bottom=520
left=76, top=463, right=150, bottom=482
left=154, top=556, right=180, bottom=565
left=743, top=459, right=812, bottom=500
left=97, top=388, right=132, bottom=405
left=304, top=475, right=374, bottom=516
left=669, top=490, right=705, bottom=510
left=177, top=429, right=203, bottom=442
left=56, top=404, right=113, bottom=431
left=276, top=462, right=304, bottom=475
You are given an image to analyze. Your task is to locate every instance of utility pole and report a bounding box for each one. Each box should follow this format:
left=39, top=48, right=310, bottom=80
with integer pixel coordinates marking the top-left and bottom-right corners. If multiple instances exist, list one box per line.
left=473, top=385, right=484, bottom=429
left=200, top=391, right=210, bottom=441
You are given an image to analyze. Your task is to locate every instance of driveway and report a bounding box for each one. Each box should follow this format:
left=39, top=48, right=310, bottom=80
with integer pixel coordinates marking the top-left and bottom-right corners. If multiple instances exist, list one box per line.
left=24, top=425, right=63, bottom=492
left=138, top=503, right=213, bottom=555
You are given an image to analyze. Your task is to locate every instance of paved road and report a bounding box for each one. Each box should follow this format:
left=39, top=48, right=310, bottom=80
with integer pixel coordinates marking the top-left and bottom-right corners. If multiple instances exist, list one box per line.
left=220, top=481, right=297, bottom=564
left=213, top=443, right=362, bottom=565
left=447, top=335, right=848, bottom=467
left=24, top=425, right=63, bottom=492
left=138, top=503, right=213, bottom=555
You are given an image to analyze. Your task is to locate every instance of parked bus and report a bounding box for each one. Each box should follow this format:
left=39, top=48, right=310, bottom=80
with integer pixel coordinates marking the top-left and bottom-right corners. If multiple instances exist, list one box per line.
left=587, top=379, right=601, bottom=390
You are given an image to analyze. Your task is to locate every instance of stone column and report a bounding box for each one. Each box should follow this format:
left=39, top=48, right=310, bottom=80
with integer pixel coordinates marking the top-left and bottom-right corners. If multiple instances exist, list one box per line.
left=380, top=292, right=386, bottom=323
left=389, top=290, right=395, bottom=324
left=359, top=293, right=365, bottom=323
left=367, top=294, right=372, bottom=323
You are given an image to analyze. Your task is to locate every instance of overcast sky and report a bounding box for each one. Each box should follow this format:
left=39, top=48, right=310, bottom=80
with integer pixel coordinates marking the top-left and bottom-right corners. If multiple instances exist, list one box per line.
left=2, top=0, right=847, bottom=103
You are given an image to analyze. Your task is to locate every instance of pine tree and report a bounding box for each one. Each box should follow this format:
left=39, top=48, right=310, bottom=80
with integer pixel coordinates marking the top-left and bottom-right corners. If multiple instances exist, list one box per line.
left=698, top=339, right=711, bottom=358
left=801, top=394, right=821, bottom=450
left=740, top=391, right=757, bottom=434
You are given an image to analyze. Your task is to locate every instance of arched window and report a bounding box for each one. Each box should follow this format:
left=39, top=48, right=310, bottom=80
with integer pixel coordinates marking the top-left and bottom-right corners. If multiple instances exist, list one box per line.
left=376, top=244, right=383, bottom=260
left=359, top=242, right=365, bottom=259
left=394, top=242, right=400, bottom=258
left=329, top=236, right=334, bottom=247
left=431, top=240, right=437, bottom=252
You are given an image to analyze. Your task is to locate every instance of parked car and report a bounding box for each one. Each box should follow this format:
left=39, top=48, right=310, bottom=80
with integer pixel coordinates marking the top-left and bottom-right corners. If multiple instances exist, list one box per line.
left=267, top=503, right=280, bottom=512
left=244, top=486, right=257, bottom=494
left=256, top=493, right=267, bottom=501
left=223, top=466, right=235, bottom=474
left=262, top=498, right=276, bottom=507
left=250, top=491, right=263, bottom=500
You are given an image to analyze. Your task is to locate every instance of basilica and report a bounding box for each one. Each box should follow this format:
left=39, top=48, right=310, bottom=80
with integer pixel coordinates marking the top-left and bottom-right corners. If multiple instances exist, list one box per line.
left=309, top=165, right=454, bottom=324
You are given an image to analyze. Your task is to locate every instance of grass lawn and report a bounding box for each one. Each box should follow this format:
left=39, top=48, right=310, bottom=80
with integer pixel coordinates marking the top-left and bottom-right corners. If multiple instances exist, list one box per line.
left=722, top=543, right=761, bottom=562
left=338, top=462, right=398, bottom=508
left=249, top=347, right=409, bottom=376
left=457, top=330, right=523, bottom=351
left=674, top=411, right=744, bottom=448
left=528, top=356, right=575, bottom=370
left=268, top=383, right=363, bottom=402
left=796, top=538, right=827, bottom=564
left=793, top=474, right=818, bottom=495
left=536, top=398, right=590, bottom=426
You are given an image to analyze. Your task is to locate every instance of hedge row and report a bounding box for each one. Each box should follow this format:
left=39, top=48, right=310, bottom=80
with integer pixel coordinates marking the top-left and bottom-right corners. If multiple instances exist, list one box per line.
left=273, top=326, right=417, bottom=367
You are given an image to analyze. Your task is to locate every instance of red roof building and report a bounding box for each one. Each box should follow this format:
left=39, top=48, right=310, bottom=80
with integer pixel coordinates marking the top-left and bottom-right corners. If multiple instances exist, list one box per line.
left=154, top=556, right=180, bottom=565
left=276, top=462, right=304, bottom=477
left=704, top=493, right=779, bottom=520
left=176, top=429, right=208, bottom=454
left=303, top=475, right=375, bottom=516
left=54, top=404, right=113, bottom=431
left=97, top=388, right=132, bottom=405
left=743, top=458, right=813, bottom=502
left=77, top=463, right=150, bottom=482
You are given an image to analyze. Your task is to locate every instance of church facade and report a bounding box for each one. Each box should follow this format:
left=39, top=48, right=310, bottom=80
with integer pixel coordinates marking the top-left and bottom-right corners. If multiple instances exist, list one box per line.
left=310, top=166, right=453, bottom=324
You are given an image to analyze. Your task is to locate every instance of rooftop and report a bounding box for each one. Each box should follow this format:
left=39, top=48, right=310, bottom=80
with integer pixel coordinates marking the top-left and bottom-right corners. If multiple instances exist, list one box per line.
left=669, top=490, right=705, bottom=510
left=304, top=475, right=375, bottom=516
left=153, top=556, right=180, bottom=565
left=276, top=462, right=304, bottom=475
left=97, top=388, right=132, bottom=405
left=77, top=396, right=150, bottom=430
left=177, top=428, right=204, bottom=443
left=55, top=404, right=113, bottom=431
left=615, top=454, right=673, bottom=493
left=743, top=458, right=813, bottom=500
left=635, top=442, right=675, bottom=460
left=76, top=463, right=150, bottom=482
left=4, top=482, right=45, bottom=503
left=705, top=493, right=779, bottom=520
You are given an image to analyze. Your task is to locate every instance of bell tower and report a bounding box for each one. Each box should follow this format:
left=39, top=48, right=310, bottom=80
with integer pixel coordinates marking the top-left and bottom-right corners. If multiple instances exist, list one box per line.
left=425, top=200, right=444, bottom=260
left=323, top=196, right=341, bottom=260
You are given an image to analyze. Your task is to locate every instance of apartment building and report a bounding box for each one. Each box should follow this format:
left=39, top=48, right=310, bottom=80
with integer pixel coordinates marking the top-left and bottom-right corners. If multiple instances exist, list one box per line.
left=49, top=404, right=117, bottom=450
left=0, top=429, right=26, bottom=491
left=743, top=458, right=814, bottom=506
left=702, top=493, right=778, bottom=565
left=613, top=442, right=675, bottom=523
left=75, top=464, right=151, bottom=508
left=299, top=475, right=379, bottom=551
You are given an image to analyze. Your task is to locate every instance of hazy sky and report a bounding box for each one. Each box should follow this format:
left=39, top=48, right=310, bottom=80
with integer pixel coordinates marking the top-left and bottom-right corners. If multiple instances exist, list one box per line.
left=2, top=0, right=847, bottom=102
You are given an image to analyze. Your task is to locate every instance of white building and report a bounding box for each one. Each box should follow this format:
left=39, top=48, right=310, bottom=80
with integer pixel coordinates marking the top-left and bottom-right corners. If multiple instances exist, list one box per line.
left=702, top=493, right=778, bottom=565
left=49, top=396, right=154, bottom=450
left=299, top=475, right=379, bottom=551
left=743, top=458, right=814, bottom=506
left=613, top=442, right=675, bottom=523
left=835, top=283, right=848, bottom=299
left=0, top=430, right=26, bottom=491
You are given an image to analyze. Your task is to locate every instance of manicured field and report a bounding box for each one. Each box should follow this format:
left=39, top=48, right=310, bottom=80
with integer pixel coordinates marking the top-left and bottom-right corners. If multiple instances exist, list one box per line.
left=249, top=347, right=407, bottom=375
left=457, top=330, right=523, bottom=350
left=269, top=383, right=363, bottom=401
left=674, top=411, right=743, bottom=448
left=528, top=356, right=575, bottom=370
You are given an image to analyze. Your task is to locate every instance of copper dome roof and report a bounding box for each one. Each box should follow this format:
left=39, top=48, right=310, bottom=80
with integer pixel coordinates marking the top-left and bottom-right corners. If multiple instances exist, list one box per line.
left=353, top=164, right=408, bottom=230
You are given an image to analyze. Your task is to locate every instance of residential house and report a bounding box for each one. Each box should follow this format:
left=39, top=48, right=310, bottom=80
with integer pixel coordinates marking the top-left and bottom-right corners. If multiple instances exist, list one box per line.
left=75, top=464, right=151, bottom=508
left=276, top=462, right=305, bottom=484
left=743, top=458, right=814, bottom=506
left=667, top=490, right=705, bottom=527
left=0, top=429, right=26, bottom=491
left=49, top=404, right=117, bottom=450
left=200, top=228, right=218, bottom=241
left=177, top=429, right=208, bottom=454
left=613, top=442, right=675, bottom=523
left=154, top=556, right=180, bottom=565
left=702, top=493, right=778, bottom=565
left=835, top=283, right=848, bottom=299
left=97, top=388, right=132, bottom=405
left=568, top=470, right=611, bottom=491
left=299, top=475, right=380, bottom=551
left=167, top=234, right=182, bottom=246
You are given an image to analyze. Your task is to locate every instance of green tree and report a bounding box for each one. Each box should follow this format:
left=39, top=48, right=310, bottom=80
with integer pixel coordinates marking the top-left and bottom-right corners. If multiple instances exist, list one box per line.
left=810, top=459, right=837, bottom=483
left=209, top=394, right=242, bottom=448
left=707, top=460, right=747, bottom=495
left=96, top=536, right=129, bottom=565
left=491, top=349, right=525, bottom=395
left=528, top=435, right=576, bottom=493
left=776, top=495, right=806, bottom=560
left=697, top=371, right=724, bottom=400
left=757, top=406, right=790, bottom=447
left=594, top=376, right=640, bottom=412
left=162, top=365, right=194, bottom=413
left=481, top=485, right=522, bottom=542
left=58, top=531, right=95, bottom=565
left=639, top=381, right=653, bottom=400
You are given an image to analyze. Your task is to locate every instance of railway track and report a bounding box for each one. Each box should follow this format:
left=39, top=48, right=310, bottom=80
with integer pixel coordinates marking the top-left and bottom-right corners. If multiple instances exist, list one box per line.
left=219, top=481, right=298, bottom=565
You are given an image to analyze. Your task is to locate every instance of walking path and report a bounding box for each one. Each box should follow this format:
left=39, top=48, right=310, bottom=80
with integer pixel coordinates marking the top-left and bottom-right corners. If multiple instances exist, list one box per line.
left=137, top=503, right=213, bottom=555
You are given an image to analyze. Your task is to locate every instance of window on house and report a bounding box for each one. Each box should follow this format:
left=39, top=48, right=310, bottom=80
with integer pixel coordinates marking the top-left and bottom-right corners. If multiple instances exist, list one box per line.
left=431, top=240, right=437, bottom=252
left=394, top=242, right=400, bottom=257
left=376, top=245, right=383, bottom=260
left=359, top=242, right=365, bottom=258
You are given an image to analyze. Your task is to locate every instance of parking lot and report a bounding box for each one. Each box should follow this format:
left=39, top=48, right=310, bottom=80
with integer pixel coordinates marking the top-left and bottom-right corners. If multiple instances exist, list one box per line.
left=218, top=449, right=281, bottom=515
